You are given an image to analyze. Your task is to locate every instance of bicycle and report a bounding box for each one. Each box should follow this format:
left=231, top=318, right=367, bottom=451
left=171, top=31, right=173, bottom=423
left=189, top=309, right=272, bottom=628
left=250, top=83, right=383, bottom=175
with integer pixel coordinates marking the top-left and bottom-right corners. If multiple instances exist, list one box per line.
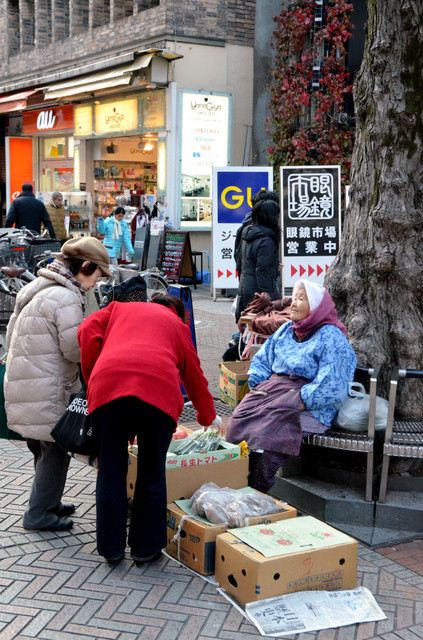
left=0, top=228, right=37, bottom=294
left=93, top=263, right=169, bottom=308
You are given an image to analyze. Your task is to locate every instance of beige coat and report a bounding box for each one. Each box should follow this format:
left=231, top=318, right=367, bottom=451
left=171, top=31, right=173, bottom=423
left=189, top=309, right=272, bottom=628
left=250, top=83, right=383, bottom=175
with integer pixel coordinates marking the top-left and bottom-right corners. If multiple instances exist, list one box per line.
left=45, top=200, right=67, bottom=240
left=4, top=268, right=85, bottom=441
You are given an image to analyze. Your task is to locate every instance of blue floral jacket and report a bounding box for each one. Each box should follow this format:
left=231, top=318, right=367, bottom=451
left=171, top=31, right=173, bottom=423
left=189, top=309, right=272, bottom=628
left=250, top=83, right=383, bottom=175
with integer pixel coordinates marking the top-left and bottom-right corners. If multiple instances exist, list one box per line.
left=97, top=215, right=134, bottom=259
left=248, top=321, right=357, bottom=426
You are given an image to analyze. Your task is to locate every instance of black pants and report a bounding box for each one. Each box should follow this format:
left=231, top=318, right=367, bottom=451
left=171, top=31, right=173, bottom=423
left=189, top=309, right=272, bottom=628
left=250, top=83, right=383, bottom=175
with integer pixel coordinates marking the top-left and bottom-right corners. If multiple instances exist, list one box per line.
left=91, top=397, right=175, bottom=559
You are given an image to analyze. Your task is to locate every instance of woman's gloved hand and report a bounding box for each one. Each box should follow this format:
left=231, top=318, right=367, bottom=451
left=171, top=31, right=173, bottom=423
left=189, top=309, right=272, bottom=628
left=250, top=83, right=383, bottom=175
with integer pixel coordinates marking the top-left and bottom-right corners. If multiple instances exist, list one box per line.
left=204, top=415, right=223, bottom=434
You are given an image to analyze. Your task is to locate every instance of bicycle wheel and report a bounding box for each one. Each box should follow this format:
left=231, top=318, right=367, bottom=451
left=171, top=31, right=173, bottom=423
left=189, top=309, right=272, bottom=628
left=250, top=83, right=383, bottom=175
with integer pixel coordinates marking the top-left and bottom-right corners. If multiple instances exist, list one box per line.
left=141, top=272, right=169, bottom=300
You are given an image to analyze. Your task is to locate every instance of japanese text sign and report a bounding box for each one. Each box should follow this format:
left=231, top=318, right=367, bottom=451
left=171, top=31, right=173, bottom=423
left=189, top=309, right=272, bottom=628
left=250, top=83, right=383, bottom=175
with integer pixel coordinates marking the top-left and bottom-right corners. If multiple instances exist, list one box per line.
left=212, top=167, right=273, bottom=290
left=281, top=166, right=341, bottom=291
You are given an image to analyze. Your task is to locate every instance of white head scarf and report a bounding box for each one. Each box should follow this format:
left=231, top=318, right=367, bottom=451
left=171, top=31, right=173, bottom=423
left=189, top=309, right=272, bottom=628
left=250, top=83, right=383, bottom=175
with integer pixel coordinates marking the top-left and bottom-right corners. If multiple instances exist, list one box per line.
left=293, top=279, right=324, bottom=312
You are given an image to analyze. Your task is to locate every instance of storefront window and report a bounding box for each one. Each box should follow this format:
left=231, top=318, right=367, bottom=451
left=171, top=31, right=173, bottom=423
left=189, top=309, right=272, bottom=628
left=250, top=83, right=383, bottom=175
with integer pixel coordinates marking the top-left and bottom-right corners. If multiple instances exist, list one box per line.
left=43, top=137, right=67, bottom=159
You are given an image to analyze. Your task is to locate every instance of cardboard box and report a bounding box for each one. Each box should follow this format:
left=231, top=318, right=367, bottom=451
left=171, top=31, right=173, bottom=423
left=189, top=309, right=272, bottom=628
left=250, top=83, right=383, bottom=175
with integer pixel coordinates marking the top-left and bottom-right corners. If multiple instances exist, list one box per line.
left=166, top=492, right=297, bottom=575
left=219, top=361, right=250, bottom=408
left=215, top=516, right=358, bottom=605
left=166, top=439, right=241, bottom=469
left=127, top=453, right=249, bottom=502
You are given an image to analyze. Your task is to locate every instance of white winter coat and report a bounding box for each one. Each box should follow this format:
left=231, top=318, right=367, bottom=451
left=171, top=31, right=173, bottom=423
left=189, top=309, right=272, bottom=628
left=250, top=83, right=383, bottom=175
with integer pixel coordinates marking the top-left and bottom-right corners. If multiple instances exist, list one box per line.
left=4, top=267, right=85, bottom=441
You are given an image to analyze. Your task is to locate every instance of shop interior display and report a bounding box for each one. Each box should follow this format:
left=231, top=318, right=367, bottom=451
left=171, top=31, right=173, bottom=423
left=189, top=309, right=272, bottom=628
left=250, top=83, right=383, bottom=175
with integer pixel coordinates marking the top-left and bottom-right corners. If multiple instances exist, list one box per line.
left=94, top=160, right=157, bottom=216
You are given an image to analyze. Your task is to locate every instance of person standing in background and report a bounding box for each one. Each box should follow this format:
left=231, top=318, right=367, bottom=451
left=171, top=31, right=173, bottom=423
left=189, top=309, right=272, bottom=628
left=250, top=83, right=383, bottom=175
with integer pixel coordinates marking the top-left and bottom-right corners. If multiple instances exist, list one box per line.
left=235, top=199, right=281, bottom=322
left=45, top=192, right=68, bottom=242
left=97, top=206, right=134, bottom=266
left=5, top=183, right=56, bottom=238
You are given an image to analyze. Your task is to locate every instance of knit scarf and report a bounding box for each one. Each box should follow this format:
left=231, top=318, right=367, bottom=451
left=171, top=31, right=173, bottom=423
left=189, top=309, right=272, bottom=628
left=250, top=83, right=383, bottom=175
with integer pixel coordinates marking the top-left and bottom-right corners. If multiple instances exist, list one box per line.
left=112, top=217, right=123, bottom=240
left=46, top=258, right=86, bottom=295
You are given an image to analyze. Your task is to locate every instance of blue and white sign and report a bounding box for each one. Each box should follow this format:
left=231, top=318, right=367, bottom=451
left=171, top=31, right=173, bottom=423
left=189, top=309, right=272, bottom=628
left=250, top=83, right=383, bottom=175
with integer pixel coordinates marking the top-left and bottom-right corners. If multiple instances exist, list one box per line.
left=212, top=167, right=273, bottom=290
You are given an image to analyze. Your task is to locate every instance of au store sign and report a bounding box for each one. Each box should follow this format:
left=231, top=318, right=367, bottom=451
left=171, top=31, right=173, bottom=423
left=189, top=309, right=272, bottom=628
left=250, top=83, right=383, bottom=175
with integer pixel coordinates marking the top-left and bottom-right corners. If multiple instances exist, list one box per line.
left=212, top=167, right=273, bottom=290
left=281, top=165, right=341, bottom=290
left=95, top=99, right=138, bottom=135
left=23, top=105, right=74, bottom=134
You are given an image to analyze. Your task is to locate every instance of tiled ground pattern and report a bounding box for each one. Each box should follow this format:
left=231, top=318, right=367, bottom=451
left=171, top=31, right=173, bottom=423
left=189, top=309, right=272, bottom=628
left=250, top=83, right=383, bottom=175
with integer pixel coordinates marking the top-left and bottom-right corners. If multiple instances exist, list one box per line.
left=1, top=285, right=422, bottom=640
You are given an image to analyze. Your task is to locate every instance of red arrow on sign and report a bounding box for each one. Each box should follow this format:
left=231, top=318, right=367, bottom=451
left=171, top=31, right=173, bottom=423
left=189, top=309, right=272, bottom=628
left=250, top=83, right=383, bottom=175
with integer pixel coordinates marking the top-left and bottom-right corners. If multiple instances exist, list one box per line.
left=291, top=265, right=298, bottom=277
left=227, top=270, right=232, bottom=278
left=317, top=265, right=323, bottom=276
left=308, top=265, right=315, bottom=276
left=217, top=270, right=223, bottom=278
left=235, top=270, right=238, bottom=278
left=299, top=265, right=306, bottom=276
left=325, top=264, right=329, bottom=272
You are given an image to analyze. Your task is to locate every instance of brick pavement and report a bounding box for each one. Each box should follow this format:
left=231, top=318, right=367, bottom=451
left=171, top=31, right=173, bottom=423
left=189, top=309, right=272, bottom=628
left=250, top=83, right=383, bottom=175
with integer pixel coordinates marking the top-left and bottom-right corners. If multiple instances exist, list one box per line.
left=1, top=285, right=423, bottom=640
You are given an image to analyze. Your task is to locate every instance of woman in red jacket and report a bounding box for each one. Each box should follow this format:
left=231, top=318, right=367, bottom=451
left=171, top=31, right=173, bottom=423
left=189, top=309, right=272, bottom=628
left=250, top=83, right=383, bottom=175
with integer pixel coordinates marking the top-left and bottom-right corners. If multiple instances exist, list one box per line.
left=77, top=294, right=218, bottom=566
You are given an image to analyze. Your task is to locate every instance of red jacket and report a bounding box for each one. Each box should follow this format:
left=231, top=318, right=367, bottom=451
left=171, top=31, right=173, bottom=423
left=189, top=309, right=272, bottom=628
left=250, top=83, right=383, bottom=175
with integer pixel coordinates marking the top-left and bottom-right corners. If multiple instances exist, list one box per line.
left=77, top=301, right=216, bottom=427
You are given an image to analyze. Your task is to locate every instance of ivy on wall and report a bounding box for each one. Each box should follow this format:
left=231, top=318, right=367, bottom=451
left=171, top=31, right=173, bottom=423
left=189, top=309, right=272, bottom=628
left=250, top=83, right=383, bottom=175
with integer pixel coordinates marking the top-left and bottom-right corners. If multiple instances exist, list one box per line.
left=266, top=0, right=355, bottom=184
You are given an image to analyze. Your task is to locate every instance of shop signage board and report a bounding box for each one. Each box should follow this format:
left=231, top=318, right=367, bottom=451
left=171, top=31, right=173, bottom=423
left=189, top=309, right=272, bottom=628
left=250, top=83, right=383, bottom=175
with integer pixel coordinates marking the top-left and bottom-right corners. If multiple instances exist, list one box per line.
left=212, top=166, right=273, bottom=293
left=22, top=105, right=74, bottom=134
left=5, top=137, right=33, bottom=209
left=281, top=165, right=341, bottom=292
left=159, top=230, right=195, bottom=284
left=179, top=90, right=231, bottom=229
left=140, top=90, right=166, bottom=130
left=95, top=98, right=138, bottom=135
left=74, top=105, right=93, bottom=136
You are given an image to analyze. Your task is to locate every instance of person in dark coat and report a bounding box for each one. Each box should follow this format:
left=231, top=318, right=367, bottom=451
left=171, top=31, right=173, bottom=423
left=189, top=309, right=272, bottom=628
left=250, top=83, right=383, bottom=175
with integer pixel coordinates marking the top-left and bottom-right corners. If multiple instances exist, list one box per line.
left=234, top=189, right=279, bottom=280
left=235, top=199, right=280, bottom=322
left=5, top=183, right=56, bottom=238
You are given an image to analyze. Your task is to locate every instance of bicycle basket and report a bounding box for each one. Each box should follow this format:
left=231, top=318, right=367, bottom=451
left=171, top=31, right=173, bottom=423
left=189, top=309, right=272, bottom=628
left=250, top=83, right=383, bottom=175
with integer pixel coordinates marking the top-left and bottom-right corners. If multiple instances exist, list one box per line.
left=27, top=239, right=62, bottom=270
left=100, top=274, right=147, bottom=307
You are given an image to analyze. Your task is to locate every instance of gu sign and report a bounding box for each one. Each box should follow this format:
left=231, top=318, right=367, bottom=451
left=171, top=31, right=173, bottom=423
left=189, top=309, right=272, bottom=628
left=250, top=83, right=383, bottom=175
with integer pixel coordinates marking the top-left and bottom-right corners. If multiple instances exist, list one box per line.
left=22, top=105, right=74, bottom=134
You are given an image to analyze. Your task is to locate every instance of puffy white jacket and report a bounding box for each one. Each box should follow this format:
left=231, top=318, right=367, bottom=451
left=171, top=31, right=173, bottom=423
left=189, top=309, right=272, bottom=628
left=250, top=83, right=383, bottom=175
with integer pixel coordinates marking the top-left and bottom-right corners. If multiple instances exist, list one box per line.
left=4, top=268, right=85, bottom=441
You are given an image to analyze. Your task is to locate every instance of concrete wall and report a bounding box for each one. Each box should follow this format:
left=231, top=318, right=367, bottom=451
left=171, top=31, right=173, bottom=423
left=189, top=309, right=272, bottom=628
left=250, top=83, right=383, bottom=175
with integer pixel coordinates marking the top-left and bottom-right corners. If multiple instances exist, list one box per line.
left=252, top=0, right=285, bottom=166
left=169, top=41, right=254, bottom=166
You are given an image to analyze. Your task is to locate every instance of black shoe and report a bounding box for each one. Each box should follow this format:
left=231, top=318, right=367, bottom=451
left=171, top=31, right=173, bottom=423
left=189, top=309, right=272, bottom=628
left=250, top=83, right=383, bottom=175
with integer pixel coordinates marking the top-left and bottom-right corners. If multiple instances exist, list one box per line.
left=106, top=553, right=124, bottom=567
left=131, top=550, right=161, bottom=566
left=39, top=517, right=73, bottom=532
left=54, top=503, right=76, bottom=518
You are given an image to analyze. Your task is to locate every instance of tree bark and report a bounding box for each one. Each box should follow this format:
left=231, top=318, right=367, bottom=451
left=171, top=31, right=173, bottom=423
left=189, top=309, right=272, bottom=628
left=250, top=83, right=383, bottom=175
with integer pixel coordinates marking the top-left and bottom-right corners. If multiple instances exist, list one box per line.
left=326, top=0, right=423, bottom=417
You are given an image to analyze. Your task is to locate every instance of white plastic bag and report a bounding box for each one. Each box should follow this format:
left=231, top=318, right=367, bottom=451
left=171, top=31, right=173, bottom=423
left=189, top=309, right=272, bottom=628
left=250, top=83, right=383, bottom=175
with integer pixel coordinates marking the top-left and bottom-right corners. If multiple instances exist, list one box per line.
left=334, top=382, right=389, bottom=432
left=231, top=295, right=238, bottom=318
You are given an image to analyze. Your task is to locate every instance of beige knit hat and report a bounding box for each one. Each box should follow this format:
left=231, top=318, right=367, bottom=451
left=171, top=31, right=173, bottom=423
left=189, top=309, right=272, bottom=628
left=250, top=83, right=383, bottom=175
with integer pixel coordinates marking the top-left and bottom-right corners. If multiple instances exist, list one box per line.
left=61, top=237, right=111, bottom=277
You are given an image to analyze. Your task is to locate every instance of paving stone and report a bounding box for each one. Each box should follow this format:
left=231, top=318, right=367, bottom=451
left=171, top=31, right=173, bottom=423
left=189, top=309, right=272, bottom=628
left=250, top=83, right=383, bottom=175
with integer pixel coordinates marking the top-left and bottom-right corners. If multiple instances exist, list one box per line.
left=1, top=289, right=423, bottom=640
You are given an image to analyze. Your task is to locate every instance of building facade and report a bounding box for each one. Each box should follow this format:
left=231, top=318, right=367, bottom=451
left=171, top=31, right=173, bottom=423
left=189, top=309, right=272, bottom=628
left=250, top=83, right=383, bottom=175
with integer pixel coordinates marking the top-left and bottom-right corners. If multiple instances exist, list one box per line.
left=0, top=0, right=256, bottom=252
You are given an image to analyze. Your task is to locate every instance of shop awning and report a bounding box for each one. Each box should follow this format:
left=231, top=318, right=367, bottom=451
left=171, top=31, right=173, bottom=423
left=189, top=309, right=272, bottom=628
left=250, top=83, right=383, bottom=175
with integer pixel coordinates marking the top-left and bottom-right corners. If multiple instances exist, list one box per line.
left=0, top=89, right=39, bottom=114
left=44, top=50, right=182, bottom=101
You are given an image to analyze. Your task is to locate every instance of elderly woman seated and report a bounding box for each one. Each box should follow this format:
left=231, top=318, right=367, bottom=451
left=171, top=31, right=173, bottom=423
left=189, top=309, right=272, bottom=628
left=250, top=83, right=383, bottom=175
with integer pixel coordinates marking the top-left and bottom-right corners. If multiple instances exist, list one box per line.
left=226, top=278, right=357, bottom=493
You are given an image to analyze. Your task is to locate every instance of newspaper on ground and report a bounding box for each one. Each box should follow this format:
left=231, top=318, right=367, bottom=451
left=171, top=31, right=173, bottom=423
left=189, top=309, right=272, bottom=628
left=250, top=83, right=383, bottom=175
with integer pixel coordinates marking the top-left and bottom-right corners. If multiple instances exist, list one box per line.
left=243, top=587, right=386, bottom=637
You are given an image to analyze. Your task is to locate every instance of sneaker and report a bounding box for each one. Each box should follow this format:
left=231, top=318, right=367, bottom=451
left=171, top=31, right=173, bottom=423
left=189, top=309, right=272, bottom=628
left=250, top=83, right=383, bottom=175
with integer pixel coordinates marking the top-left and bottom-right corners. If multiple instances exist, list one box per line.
left=54, top=503, right=76, bottom=518
left=131, top=550, right=161, bottom=566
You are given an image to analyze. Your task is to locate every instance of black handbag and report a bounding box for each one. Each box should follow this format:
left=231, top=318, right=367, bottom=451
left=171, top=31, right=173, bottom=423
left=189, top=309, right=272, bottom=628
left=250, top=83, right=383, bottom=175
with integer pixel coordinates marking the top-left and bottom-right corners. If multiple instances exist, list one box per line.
left=51, top=386, right=98, bottom=456
left=100, top=274, right=147, bottom=307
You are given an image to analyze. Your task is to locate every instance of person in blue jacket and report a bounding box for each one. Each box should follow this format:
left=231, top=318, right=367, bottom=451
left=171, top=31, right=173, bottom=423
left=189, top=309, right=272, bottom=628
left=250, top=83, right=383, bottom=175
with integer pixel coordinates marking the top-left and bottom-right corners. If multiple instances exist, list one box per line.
left=96, top=206, right=134, bottom=265
left=226, top=279, right=357, bottom=493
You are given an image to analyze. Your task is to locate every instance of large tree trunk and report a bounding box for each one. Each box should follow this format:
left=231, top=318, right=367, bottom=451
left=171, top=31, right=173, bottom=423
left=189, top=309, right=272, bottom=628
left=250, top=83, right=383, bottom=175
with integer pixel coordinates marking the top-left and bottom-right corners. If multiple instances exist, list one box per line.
left=326, top=0, right=423, bottom=417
